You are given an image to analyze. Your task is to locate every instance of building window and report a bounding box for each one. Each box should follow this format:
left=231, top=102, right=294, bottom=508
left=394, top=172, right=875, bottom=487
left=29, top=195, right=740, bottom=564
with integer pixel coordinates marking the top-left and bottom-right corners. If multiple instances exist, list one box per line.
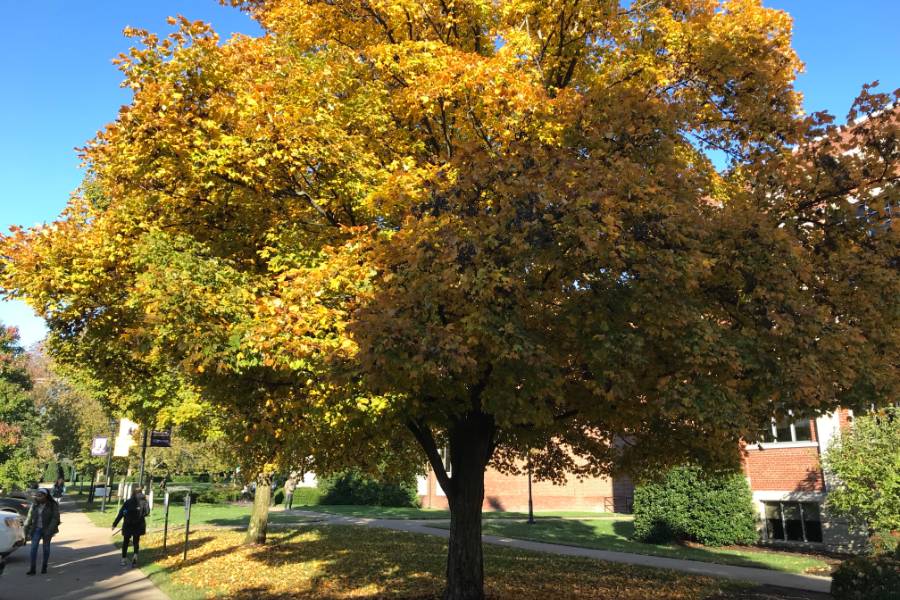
left=437, top=445, right=452, bottom=475
left=764, top=501, right=823, bottom=543
left=761, top=415, right=814, bottom=443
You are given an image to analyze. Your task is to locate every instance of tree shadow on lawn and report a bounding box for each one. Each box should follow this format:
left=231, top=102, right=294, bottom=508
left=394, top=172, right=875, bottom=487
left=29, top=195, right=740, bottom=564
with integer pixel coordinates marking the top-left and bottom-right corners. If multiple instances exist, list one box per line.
left=205, top=515, right=252, bottom=527
left=145, top=525, right=734, bottom=600
left=143, top=527, right=443, bottom=599
left=479, top=518, right=805, bottom=572
left=143, top=534, right=220, bottom=566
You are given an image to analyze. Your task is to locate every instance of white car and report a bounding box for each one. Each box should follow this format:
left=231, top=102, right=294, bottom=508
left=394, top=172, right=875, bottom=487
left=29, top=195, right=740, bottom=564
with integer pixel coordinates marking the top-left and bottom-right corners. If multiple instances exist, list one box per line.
left=0, top=508, right=25, bottom=557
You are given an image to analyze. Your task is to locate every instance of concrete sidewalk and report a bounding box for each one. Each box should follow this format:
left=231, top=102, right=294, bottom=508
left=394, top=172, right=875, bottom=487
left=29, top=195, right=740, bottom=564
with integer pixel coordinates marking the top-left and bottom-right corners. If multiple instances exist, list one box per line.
left=289, top=510, right=833, bottom=594
left=1, top=501, right=168, bottom=600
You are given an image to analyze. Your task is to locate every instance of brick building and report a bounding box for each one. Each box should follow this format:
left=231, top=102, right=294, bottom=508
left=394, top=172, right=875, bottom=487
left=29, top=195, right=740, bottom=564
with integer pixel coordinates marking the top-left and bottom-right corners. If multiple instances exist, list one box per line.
left=417, top=409, right=865, bottom=551
left=742, top=409, right=866, bottom=551
left=417, top=466, right=633, bottom=514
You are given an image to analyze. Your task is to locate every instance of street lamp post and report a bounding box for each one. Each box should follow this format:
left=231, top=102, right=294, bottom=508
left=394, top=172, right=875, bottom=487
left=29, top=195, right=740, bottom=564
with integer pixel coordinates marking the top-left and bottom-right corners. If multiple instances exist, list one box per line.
left=527, top=460, right=535, bottom=525
left=100, top=418, right=116, bottom=512
left=138, top=428, right=149, bottom=489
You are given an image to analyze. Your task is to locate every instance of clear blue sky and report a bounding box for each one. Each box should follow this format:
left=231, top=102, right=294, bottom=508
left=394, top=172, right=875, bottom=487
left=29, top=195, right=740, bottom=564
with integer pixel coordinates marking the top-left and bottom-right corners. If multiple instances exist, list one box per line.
left=1, top=0, right=898, bottom=346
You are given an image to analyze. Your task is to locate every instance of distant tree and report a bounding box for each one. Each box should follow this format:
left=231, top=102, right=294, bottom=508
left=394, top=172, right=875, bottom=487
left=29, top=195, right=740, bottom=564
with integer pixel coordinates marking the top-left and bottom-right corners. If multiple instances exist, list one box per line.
left=26, top=349, right=108, bottom=478
left=0, top=326, right=42, bottom=491
left=824, top=407, right=900, bottom=536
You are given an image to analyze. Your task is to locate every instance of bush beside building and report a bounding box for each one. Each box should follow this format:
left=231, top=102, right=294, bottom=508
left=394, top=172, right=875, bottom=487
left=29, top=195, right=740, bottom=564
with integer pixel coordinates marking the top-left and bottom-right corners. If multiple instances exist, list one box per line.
left=633, top=465, right=757, bottom=546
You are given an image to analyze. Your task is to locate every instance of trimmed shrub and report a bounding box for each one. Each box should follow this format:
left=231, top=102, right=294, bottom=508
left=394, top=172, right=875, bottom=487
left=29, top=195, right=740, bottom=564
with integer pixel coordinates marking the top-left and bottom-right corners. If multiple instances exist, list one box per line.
left=831, top=554, right=900, bottom=600
left=292, top=487, right=323, bottom=506
left=196, top=485, right=240, bottom=504
left=633, top=465, right=757, bottom=546
left=273, top=486, right=323, bottom=506
left=170, top=475, right=200, bottom=484
left=319, top=469, right=419, bottom=507
left=165, top=489, right=199, bottom=504
left=162, top=483, right=239, bottom=504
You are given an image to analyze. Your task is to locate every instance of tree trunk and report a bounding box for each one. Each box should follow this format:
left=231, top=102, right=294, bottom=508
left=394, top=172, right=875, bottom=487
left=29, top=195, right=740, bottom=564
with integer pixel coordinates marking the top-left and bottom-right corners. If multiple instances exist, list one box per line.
left=245, top=472, right=271, bottom=545
left=444, top=413, right=495, bottom=600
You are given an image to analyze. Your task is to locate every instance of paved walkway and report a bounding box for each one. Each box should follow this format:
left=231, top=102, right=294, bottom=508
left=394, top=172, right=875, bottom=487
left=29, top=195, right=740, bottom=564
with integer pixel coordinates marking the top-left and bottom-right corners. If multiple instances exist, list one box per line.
left=289, top=510, right=833, bottom=594
left=1, top=501, right=168, bottom=600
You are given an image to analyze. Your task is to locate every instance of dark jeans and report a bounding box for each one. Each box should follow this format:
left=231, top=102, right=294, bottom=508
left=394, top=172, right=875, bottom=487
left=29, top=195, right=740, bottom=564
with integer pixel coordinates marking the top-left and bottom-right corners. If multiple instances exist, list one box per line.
left=122, top=534, right=141, bottom=558
left=30, top=528, right=51, bottom=570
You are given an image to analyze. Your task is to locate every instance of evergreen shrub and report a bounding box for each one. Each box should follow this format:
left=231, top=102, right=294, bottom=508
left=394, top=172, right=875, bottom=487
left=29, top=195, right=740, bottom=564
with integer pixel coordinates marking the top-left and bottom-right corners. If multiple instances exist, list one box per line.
left=319, top=469, right=419, bottom=507
left=831, top=554, right=900, bottom=600
left=633, top=465, right=757, bottom=546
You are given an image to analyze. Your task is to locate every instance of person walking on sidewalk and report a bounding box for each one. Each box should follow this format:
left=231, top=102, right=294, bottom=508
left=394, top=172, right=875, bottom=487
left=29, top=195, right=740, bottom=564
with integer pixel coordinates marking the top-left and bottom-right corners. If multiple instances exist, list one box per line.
left=112, top=485, right=149, bottom=567
left=283, top=475, right=297, bottom=510
left=23, top=488, right=61, bottom=575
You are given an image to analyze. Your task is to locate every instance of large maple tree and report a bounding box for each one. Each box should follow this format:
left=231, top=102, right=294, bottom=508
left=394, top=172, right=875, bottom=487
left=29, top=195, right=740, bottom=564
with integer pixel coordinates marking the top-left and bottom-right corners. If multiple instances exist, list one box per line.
left=2, top=1, right=898, bottom=598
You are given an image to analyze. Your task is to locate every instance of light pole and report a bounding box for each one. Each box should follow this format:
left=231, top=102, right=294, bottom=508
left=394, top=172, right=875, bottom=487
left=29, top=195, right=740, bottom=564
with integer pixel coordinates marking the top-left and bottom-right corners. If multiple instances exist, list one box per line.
left=138, top=427, right=149, bottom=489
left=527, top=459, right=535, bottom=525
left=100, top=418, right=116, bottom=512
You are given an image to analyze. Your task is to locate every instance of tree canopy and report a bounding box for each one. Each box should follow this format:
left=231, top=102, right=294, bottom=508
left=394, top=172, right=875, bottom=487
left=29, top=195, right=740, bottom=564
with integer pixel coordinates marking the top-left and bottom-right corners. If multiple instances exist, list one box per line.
left=1, top=1, right=897, bottom=597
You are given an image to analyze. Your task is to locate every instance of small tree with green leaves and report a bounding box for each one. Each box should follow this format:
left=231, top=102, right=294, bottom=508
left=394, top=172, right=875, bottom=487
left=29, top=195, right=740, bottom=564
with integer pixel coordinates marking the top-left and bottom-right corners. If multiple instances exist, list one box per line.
left=0, top=325, right=44, bottom=492
left=824, top=407, right=900, bottom=540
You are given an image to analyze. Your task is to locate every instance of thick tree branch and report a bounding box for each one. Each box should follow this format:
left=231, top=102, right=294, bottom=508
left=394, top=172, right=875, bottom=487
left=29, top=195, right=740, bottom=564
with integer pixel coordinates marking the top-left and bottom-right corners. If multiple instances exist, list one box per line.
left=407, top=418, right=453, bottom=496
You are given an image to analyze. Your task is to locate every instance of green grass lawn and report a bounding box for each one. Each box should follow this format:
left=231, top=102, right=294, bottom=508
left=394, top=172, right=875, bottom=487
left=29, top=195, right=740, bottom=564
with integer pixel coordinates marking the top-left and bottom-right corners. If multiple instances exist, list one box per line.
left=77, top=499, right=622, bottom=528
left=450, top=518, right=830, bottom=575
left=78, top=501, right=315, bottom=530
left=132, top=524, right=754, bottom=600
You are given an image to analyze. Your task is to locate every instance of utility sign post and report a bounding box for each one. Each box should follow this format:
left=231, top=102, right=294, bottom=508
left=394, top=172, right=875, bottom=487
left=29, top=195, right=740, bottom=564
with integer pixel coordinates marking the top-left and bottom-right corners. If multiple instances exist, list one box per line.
left=162, top=492, right=170, bottom=551
left=183, top=492, right=192, bottom=561
left=100, top=420, right=116, bottom=513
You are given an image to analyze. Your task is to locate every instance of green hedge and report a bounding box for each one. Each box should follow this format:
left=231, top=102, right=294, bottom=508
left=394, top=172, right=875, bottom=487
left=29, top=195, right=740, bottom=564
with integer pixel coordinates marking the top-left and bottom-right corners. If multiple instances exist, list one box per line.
left=633, top=465, right=757, bottom=546
left=162, top=483, right=240, bottom=504
left=831, top=554, right=900, bottom=600
left=319, top=470, right=419, bottom=507
left=42, top=461, right=64, bottom=483
left=165, top=489, right=198, bottom=504
left=169, top=474, right=213, bottom=484
left=196, top=486, right=240, bottom=503
left=273, top=486, right=322, bottom=506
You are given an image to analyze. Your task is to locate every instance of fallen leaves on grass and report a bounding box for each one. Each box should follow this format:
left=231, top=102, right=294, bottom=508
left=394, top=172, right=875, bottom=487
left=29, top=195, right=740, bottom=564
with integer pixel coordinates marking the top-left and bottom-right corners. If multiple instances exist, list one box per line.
left=139, top=525, right=733, bottom=599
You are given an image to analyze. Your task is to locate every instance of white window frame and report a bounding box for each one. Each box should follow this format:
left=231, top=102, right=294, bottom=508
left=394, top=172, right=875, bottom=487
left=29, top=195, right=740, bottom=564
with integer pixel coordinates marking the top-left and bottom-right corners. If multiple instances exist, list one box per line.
left=757, top=412, right=817, bottom=447
left=435, top=446, right=452, bottom=497
left=437, top=445, right=452, bottom=476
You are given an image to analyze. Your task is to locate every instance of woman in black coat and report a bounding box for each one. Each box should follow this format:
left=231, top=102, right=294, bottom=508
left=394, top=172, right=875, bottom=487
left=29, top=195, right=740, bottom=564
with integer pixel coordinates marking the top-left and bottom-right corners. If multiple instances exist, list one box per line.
left=24, top=489, right=61, bottom=574
left=112, top=486, right=149, bottom=567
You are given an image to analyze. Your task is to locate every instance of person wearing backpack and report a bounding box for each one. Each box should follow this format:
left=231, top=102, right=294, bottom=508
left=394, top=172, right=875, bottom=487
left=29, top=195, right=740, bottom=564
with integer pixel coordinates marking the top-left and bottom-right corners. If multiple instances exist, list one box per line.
left=112, top=485, right=150, bottom=567
left=23, top=488, right=61, bottom=575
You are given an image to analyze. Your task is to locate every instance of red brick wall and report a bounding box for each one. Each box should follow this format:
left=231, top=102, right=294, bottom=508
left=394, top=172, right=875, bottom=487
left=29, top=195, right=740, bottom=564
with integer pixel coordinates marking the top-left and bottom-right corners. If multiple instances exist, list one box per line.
left=838, top=409, right=853, bottom=431
left=420, top=467, right=634, bottom=513
left=742, top=446, right=825, bottom=492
